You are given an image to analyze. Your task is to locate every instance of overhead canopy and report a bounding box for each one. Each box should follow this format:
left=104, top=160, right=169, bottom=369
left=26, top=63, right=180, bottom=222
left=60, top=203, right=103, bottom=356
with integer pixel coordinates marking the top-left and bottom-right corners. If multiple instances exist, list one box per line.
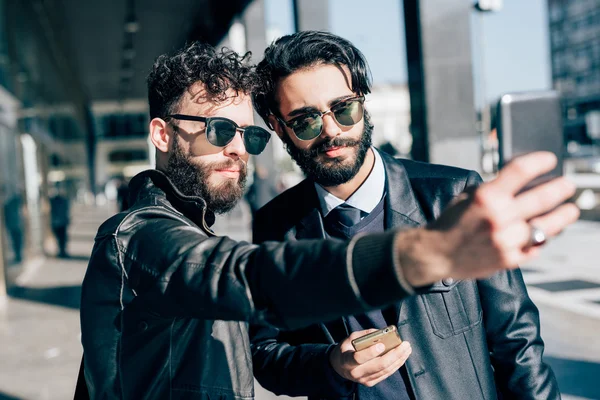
left=9, top=0, right=252, bottom=104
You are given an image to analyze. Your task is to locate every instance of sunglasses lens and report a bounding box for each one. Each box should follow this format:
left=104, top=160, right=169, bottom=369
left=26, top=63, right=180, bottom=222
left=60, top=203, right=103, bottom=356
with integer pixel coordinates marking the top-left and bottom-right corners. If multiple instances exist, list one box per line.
left=291, top=114, right=323, bottom=141
left=333, top=99, right=364, bottom=126
left=207, top=119, right=237, bottom=147
left=243, top=126, right=271, bottom=155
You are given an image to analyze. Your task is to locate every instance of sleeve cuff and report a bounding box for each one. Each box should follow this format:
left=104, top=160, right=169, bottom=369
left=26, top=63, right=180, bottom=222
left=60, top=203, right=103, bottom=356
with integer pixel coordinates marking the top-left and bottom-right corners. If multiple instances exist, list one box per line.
left=348, top=231, right=415, bottom=307
left=323, top=344, right=356, bottom=396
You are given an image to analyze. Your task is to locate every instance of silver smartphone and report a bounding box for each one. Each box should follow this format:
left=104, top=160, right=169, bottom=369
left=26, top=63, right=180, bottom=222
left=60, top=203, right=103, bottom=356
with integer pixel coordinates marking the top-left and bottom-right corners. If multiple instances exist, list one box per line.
left=496, top=90, right=565, bottom=190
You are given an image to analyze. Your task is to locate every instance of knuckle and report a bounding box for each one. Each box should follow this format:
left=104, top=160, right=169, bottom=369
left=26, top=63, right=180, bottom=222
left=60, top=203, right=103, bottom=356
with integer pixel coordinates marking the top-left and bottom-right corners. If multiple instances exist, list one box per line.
left=340, top=361, right=351, bottom=371
left=489, top=228, right=503, bottom=247
left=385, top=358, right=403, bottom=372
left=564, top=180, right=577, bottom=196
left=397, top=350, right=410, bottom=362
left=480, top=215, right=497, bottom=233
left=567, top=204, right=581, bottom=221
left=535, top=191, right=556, bottom=210
left=380, top=365, right=393, bottom=376
left=383, top=355, right=398, bottom=369
left=349, top=370, right=361, bottom=381
left=473, top=187, right=492, bottom=207
left=500, top=250, right=519, bottom=268
left=496, top=245, right=510, bottom=265
left=490, top=230, right=507, bottom=254
left=511, top=158, right=530, bottom=176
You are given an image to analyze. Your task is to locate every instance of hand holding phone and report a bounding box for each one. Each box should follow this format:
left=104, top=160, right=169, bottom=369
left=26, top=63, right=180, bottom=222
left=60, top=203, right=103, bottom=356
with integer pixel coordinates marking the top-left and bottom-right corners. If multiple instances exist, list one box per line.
left=351, top=325, right=402, bottom=355
left=329, top=326, right=411, bottom=387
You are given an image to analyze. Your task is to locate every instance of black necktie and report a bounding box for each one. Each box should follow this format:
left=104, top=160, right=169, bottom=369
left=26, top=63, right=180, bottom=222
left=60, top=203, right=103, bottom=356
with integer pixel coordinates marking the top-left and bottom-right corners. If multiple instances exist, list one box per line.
left=326, top=203, right=362, bottom=227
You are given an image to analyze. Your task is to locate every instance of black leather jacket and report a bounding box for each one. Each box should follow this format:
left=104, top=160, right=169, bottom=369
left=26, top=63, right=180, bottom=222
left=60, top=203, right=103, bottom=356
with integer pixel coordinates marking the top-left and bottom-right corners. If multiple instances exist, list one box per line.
left=251, top=152, right=560, bottom=400
left=80, top=169, right=417, bottom=400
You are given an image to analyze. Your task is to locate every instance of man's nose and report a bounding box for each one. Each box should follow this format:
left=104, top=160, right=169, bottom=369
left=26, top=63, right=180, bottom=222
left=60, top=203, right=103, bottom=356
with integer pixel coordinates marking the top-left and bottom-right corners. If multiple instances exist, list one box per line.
left=320, top=112, right=342, bottom=139
left=223, top=131, right=247, bottom=159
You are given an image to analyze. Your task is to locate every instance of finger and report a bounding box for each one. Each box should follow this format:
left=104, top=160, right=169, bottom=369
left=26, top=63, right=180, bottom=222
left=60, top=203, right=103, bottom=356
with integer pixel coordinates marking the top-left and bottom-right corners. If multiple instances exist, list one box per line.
left=351, top=342, right=387, bottom=365
left=527, top=203, right=580, bottom=239
left=518, top=204, right=579, bottom=263
left=515, top=177, right=576, bottom=220
left=360, top=343, right=412, bottom=387
left=341, top=329, right=379, bottom=352
left=492, top=221, right=531, bottom=255
left=361, top=357, right=406, bottom=387
left=521, top=245, right=541, bottom=260
left=488, top=152, right=557, bottom=196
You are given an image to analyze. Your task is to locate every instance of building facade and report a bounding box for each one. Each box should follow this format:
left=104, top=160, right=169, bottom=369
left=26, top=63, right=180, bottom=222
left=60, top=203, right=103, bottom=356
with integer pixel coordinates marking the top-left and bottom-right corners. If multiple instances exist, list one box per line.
left=548, top=0, right=600, bottom=143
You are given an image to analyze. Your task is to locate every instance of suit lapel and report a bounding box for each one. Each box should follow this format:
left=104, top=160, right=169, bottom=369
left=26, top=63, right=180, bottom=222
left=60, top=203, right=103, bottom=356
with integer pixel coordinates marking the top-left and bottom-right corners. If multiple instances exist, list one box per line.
left=380, top=151, right=428, bottom=324
left=283, top=179, right=327, bottom=241
left=294, top=208, right=327, bottom=240
left=381, top=151, right=428, bottom=229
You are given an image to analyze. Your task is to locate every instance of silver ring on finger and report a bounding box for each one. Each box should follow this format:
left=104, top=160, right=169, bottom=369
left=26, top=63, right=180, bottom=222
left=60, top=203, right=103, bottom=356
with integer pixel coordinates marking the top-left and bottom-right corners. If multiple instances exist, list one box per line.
left=528, top=224, right=547, bottom=247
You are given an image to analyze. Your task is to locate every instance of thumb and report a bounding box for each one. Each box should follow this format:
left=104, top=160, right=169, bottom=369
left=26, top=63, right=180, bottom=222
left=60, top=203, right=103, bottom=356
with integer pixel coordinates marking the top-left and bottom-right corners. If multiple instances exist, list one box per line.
left=340, top=329, right=379, bottom=352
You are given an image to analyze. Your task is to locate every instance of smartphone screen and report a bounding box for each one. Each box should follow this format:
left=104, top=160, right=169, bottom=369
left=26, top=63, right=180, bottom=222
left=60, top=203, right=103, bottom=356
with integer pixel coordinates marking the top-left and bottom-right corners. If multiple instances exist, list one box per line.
left=496, top=90, right=564, bottom=189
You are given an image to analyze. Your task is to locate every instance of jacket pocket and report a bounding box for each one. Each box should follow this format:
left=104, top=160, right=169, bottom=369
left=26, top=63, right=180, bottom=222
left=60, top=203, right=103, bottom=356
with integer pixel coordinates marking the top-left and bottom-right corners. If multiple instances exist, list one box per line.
left=421, top=279, right=483, bottom=339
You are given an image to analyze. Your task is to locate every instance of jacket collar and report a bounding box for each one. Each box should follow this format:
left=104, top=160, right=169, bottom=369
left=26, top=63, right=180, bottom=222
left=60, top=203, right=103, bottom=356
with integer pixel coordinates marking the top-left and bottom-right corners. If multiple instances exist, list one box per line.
left=293, top=150, right=428, bottom=239
left=290, top=179, right=327, bottom=240
left=128, top=169, right=216, bottom=232
left=379, top=151, right=428, bottom=229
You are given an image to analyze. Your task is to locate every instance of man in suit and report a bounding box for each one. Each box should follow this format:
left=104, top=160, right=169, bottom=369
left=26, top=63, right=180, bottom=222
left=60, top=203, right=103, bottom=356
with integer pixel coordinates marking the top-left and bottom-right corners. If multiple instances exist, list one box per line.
left=250, top=31, right=566, bottom=399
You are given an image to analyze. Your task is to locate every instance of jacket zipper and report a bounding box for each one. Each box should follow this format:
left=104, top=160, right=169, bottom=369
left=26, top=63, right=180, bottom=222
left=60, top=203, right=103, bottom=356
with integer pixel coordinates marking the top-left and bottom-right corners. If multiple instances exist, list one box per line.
left=200, top=207, right=215, bottom=236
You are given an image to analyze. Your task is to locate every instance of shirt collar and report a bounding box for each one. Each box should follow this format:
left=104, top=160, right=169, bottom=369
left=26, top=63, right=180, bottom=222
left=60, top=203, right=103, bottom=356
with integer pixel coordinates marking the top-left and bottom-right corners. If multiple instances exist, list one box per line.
left=314, top=147, right=386, bottom=217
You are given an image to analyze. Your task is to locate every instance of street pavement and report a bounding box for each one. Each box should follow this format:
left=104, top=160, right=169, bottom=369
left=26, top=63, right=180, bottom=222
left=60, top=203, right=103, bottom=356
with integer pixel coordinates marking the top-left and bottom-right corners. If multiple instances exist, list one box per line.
left=0, top=200, right=598, bottom=400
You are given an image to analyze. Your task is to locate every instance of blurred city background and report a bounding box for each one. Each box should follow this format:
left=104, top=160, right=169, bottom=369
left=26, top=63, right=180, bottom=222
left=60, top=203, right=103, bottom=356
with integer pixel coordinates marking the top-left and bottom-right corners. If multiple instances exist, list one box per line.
left=0, top=0, right=598, bottom=399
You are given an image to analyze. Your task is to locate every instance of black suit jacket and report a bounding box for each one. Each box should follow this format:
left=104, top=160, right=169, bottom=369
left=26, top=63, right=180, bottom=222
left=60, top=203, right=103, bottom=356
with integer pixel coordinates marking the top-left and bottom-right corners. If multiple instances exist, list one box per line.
left=250, top=151, right=560, bottom=400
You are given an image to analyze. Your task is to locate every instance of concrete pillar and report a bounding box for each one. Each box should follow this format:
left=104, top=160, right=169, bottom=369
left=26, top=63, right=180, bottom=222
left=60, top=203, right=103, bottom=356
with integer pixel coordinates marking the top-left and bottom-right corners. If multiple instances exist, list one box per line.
left=240, top=0, right=278, bottom=185
left=0, top=85, right=19, bottom=301
left=84, top=105, right=97, bottom=197
left=404, top=0, right=480, bottom=172
left=293, top=0, right=329, bottom=32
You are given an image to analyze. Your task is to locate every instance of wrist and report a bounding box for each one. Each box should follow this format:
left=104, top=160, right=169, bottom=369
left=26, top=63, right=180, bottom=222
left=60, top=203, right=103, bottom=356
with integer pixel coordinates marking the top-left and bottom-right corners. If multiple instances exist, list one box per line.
left=328, top=344, right=344, bottom=378
left=328, top=344, right=352, bottom=382
left=324, top=345, right=356, bottom=395
left=394, top=228, right=451, bottom=287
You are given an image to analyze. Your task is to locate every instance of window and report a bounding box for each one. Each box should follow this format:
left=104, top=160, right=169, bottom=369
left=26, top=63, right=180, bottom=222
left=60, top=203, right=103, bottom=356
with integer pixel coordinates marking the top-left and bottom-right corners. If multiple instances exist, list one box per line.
left=100, top=113, right=148, bottom=138
left=108, top=149, right=147, bottom=163
left=549, top=3, right=564, bottom=22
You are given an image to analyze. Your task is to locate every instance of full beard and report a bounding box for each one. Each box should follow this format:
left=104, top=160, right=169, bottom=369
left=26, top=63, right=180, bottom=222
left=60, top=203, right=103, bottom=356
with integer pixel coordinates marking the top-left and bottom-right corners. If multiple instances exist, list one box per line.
left=281, top=111, right=373, bottom=187
left=165, top=135, right=247, bottom=214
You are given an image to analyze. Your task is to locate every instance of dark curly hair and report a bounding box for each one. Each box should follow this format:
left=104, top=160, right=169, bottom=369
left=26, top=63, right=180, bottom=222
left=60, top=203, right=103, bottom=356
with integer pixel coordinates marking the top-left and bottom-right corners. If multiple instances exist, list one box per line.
left=253, top=31, right=372, bottom=127
left=147, top=42, right=259, bottom=119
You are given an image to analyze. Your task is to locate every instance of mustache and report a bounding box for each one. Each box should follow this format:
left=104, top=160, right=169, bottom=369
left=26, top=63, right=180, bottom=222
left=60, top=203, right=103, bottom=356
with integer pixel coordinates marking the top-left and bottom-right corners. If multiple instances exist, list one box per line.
left=209, top=158, right=247, bottom=172
left=315, top=137, right=361, bottom=154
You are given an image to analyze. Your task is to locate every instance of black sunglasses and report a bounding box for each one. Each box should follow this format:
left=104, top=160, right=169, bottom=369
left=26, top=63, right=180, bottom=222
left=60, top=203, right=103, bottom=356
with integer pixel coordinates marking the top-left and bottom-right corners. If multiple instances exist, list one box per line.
left=166, top=114, right=271, bottom=155
left=278, top=96, right=365, bottom=141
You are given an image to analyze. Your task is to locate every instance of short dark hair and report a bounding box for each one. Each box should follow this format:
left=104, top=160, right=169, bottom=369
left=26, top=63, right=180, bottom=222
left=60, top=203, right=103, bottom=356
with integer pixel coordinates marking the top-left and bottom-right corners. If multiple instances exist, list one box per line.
left=253, top=31, right=372, bottom=126
left=147, top=42, right=259, bottom=119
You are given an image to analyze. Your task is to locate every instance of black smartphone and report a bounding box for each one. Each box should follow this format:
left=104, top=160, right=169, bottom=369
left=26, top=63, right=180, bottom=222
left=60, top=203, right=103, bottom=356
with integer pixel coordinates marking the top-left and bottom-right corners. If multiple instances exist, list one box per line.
left=496, top=90, right=565, bottom=190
